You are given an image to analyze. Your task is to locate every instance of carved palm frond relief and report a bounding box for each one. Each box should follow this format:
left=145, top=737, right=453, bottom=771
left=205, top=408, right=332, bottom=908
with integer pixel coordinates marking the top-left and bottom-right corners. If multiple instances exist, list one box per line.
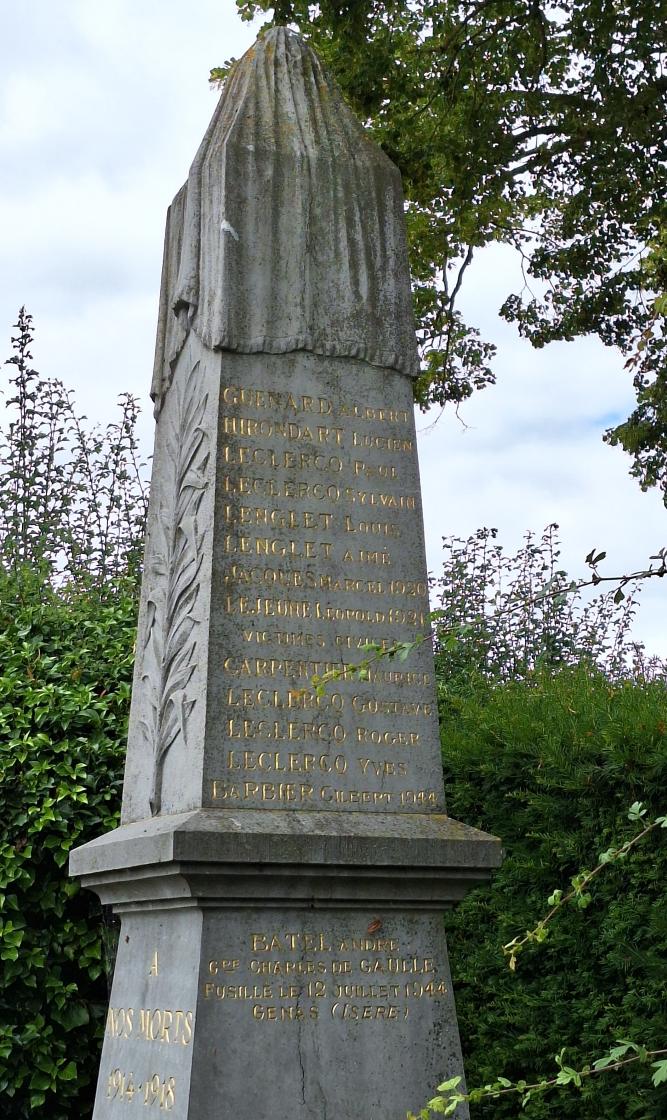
left=141, top=360, right=210, bottom=816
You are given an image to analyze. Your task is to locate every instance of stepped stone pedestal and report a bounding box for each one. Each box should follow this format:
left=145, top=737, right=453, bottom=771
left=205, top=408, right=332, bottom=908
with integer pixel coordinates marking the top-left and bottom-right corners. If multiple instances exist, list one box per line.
left=70, top=27, right=501, bottom=1120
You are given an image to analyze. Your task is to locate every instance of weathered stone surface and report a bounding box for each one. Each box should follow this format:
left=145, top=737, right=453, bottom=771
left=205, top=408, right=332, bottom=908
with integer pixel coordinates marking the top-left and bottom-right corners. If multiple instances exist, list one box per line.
left=92, top=908, right=465, bottom=1120
left=122, top=337, right=449, bottom=824
left=70, top=26, right=501, bottom=1120
left=151, top=27, right=419, bottom=417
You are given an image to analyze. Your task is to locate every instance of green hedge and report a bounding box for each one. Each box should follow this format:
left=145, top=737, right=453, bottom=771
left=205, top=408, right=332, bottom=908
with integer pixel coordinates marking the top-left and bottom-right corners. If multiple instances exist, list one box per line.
left=441, top=665, right=667, bottom=1119
left=2, top=565, right=666, bottom=1120
left=0, top=572, right=134, bottom=1119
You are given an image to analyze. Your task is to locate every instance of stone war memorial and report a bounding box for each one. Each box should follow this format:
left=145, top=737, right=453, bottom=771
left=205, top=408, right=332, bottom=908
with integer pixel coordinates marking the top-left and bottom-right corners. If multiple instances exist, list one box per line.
left=70, top=27, right=501, bottom=1120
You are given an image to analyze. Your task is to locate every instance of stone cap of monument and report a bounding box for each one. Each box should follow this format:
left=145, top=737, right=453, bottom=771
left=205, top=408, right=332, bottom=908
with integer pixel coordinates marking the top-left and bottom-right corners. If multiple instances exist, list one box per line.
left=70, top=808, right=502, bottom=910
left=151, top=26, right=420, bottom=414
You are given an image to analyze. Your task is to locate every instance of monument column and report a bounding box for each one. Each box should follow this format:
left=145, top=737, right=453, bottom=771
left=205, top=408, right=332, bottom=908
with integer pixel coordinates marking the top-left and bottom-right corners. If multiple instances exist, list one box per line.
left=71, top=28, right=500, bottom=1120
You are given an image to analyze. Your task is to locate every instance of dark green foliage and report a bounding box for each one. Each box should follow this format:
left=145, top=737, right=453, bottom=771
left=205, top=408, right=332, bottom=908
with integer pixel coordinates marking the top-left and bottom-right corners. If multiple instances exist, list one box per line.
left=441, top=665, right=667, bottom=1118
left=1, top=305, right=664, bottom=1118
left=604, top=229, right=667, bottom=500
left=232, top=1, right=667, bottom=500
left=432, top=528, right=667, bottom=1115
left=0, top=570, right=136, bottom=1118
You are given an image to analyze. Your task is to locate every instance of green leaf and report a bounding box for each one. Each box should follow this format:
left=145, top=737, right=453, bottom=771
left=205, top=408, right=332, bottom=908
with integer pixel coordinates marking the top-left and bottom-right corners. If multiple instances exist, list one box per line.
left=436, top=1077, right=462, bottom=1093
left=29, top=1072, right=52, bottom=1091
left=628, top=801, right=647, bottom=821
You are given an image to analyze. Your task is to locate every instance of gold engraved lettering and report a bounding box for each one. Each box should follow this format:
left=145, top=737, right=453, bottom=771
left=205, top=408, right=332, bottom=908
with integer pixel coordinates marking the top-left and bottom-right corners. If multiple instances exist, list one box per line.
left=224, top=565, right=394, bottom=595
left=359, top=549, right=392, bottom=565
left=351, top=432, right=413, bottom=452
left=331, top=960, right=352, bottom=975
left=252, top=1004, right=319, bottom=1022
left=315, top=603, right=426, bottom=628
left=208, top=958, right=240, bottom=974
left=404, top=979, right=449, bottom=998
left=399, top=789, right=439, bottom=807
left=283, top=450, right=343, bottom=472
left=337, top=937, right=399, bottom=952
left=352, top=695, right=431, bottom=718
left=251, top=959, right=327, bottom=977
left=316, top=575, right=385, bottom=594
left=149, top=951, right=159, bottom=977
left=222, top=445, right=279, bottom=469
left=222, top=415, right=326, bottom=443
left=106, top=1008, right=192, bottom=1046
left=203, top=982, right=274, bottom=999
left=221, top=386, right=333, bottom=416
left=353, top=459, right=398, bottom=480
left=211, top=780, right=316, bottom=803
left=283, top=479, right=342, bottom=501
left=222, top=656, right=343, bottom=680
left=202, top=929, right=446, bottom=1024
left=224, top=505, right=334, bottom=532
left=221, top=474, right=279, bottom=498
left=368, top=668, right=431, bottom=687
left=330, top=1002, right=401, bottom=1021
left=107, top=1070, right=176, bottom=1109
left=316, top=425, right=344, bottom=445
left=225, top=718, right=346, bottom=744
left=344, top=516, right=400, bottom=538
left=137, top=1008, right=193, bottom=1046
left=333, top=982, right=401, bottom=998
left=359, top=956, right=435, bottom=975
left=335, top=634, right=391, bottom=651
left=225, top=749, right=348, bottom=775
left=387, top=578, right=427, bottom=596
left=319, top=786, right=393, bottom=806
left=223, top=538, right=333, bottom=561
left=357, top=758, right=409, bottom=778
left=222, top=446, right=343, bottom=473
left=241, top=627, right=326, bottom=649
left=340, top=404, right=410, bottom=425
left=355, top=727, right=421, bottom=747
left=226, top=686, right=344, bottom=712
left=106, top=1007, right=134, bottom=1039
left=251, top=933, right=334, bottom=952
left=233, top=595, right=313, bottom=619
left=343, top=488, right=415, bottom=511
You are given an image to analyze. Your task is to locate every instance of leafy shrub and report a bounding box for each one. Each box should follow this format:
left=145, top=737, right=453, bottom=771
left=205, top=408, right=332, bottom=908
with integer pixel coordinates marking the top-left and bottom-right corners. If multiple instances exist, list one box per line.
left=1, top=312, right=664, bottom=1119
left=442, top=664, right=667, bottom=1119
left=0, top=570, right=135, bottom=1119
left=0, top=312, right=144, bottom=1118
left=431, top=524, right=655, bottom=684
left=0, top=308, right=148, bottom=585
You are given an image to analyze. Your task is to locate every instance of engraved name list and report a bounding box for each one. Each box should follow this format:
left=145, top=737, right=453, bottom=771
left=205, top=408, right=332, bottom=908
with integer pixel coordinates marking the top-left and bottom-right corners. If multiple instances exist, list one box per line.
left=204, top=355, right=445, bottom=815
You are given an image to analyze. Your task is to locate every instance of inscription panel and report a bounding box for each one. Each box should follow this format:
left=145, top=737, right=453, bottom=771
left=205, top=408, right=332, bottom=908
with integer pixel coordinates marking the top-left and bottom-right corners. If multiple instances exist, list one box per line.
left=205, top=353, right=445, bottom=812
left=190, top=908, right=463, bottom=1120
left=91, top=913, right=200, bottom=1120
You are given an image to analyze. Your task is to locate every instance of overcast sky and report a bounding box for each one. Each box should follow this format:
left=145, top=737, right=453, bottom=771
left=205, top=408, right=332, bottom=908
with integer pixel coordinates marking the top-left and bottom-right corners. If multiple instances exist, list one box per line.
left=1, top=1, right=665, bottom=656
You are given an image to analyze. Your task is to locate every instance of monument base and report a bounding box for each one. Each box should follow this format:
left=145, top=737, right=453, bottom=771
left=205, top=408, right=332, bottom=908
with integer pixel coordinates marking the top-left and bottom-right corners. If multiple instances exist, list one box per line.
left=72, top=810, right=500, bottom=1119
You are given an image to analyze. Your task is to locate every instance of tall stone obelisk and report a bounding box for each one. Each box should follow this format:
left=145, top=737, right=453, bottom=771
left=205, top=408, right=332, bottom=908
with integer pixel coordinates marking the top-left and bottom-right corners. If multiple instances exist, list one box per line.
left=71, top=28, right=500, bottom=1120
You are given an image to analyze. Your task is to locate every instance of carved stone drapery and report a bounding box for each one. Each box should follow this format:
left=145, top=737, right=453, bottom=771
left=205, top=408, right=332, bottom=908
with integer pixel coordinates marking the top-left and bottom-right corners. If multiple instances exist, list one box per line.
left=151, top=28, right=420, bottom=416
